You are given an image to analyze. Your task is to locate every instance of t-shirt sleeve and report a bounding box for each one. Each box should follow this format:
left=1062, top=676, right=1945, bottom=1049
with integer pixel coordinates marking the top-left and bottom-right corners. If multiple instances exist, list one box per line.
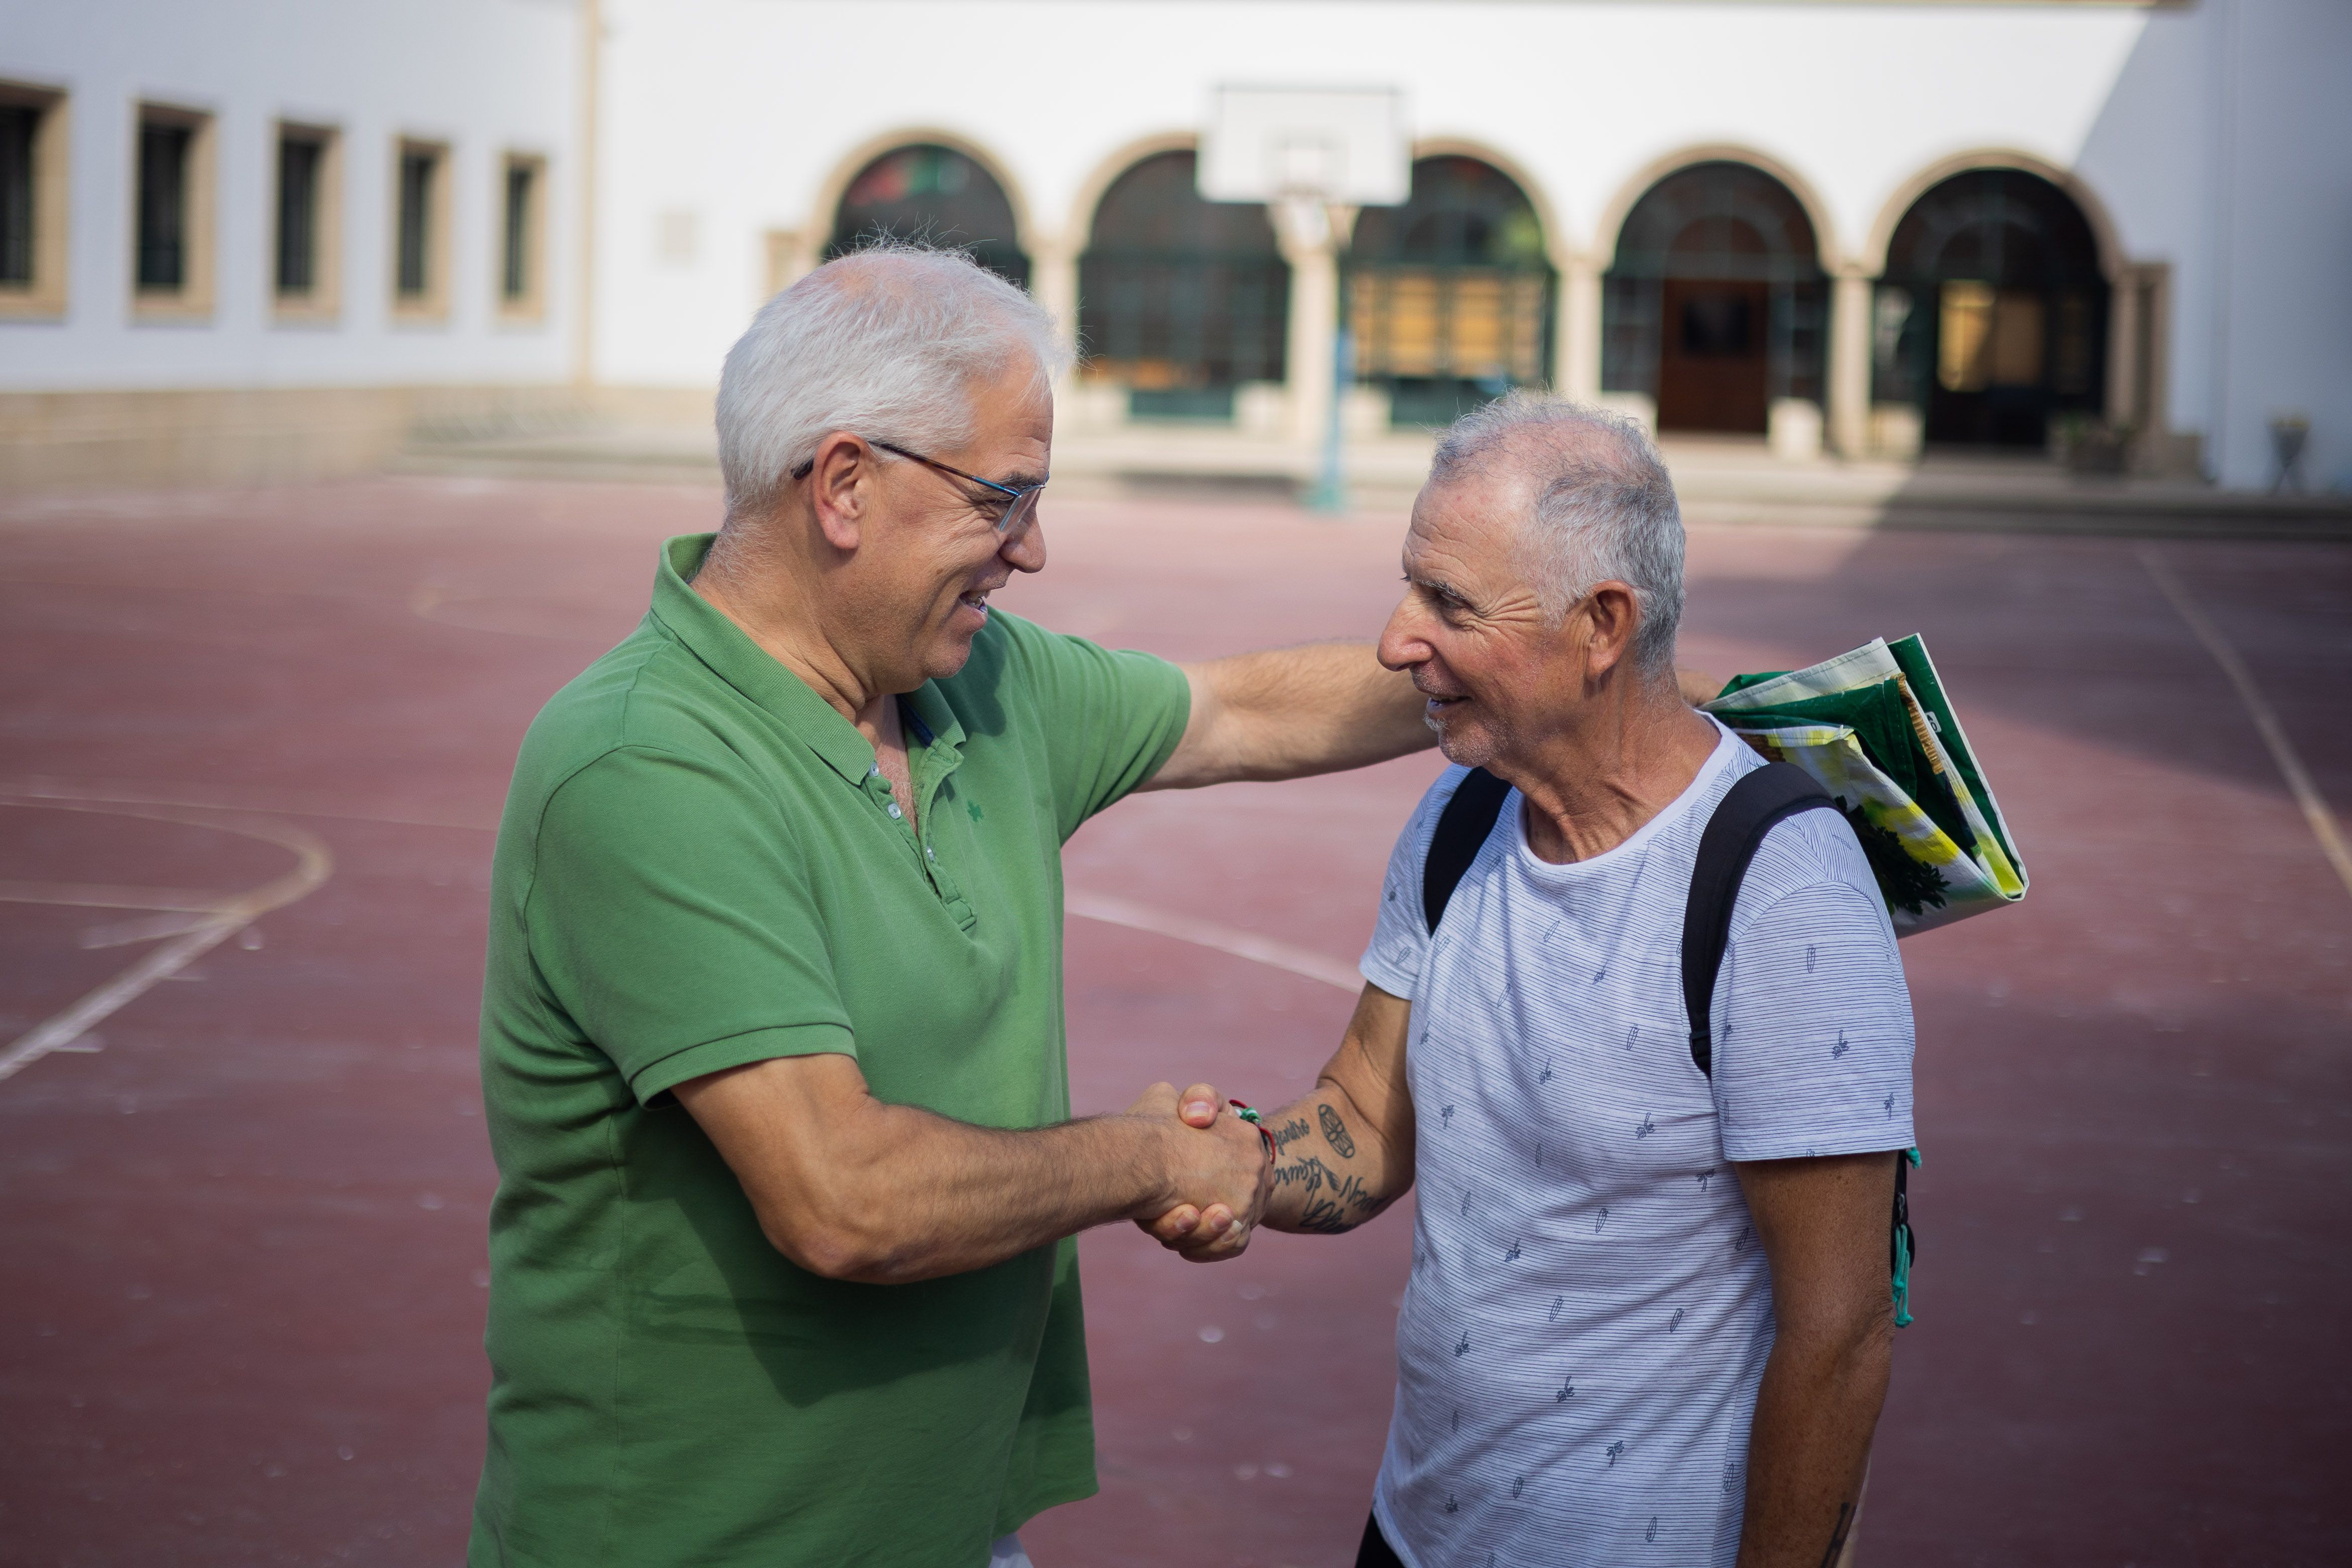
left=994, top=612, right=1193, bottom=840
left=1711, top=813, right=1917, bottom=1162
left=1359, top=767, right=1467, bottom=997
left=526, top=745, right=854, bottom=1105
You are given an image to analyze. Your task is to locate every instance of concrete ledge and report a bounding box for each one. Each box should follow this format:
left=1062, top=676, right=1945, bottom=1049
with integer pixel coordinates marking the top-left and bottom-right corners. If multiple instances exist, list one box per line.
left=0, top=384, right=719, bottom=491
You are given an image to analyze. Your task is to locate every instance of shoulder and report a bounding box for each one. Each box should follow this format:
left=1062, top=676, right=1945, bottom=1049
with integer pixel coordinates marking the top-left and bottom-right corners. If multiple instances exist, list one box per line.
left=1732, top=803, right=1893, bottom=948
left=510, top=631, right=765, bottom=827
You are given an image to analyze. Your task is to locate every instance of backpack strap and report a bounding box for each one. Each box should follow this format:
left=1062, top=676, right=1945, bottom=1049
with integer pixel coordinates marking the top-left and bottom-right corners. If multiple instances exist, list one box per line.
left=1681, top=761, right=1834, bottom=1077
left=1421, top=768, right=1512, bottom=934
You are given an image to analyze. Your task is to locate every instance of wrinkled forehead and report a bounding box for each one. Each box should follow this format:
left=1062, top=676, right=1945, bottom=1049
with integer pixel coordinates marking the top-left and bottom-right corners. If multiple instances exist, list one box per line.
left=1405, top=463, right=1536, bottom=577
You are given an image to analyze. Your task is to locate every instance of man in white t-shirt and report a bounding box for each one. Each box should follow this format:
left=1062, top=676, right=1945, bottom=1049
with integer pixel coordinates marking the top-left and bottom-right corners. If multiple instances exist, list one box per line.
left=1150, top=395, right=1913, bottom=1567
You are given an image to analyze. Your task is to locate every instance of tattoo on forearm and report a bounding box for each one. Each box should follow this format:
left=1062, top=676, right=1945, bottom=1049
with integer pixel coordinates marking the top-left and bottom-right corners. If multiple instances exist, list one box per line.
left=1318, top=1103, right=1358, bottom=1159
left=1268, top=1117, right=1312, bottom=1154
left=1816, top=1502, right=1856, bottom=1568
left=1277, top=1152, right=1382, bottom=1232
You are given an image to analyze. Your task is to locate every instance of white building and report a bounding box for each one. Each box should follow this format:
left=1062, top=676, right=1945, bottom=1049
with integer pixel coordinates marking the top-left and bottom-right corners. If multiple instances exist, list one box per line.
left=4, top=0, right=2346, bottom=492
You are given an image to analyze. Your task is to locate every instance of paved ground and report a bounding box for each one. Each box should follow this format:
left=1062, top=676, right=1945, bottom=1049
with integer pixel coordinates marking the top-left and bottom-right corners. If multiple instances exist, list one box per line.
left=1, top=478, right=2347, bottom=1568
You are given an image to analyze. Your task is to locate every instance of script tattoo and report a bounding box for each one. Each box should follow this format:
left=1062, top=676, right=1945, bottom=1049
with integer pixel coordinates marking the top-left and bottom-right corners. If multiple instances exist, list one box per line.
left=1816, top=1502, right=1857, bottom=1568
left=1273, top=1155, right=1333, bottom=1195
left=1284, top=1159, right=1382, bottom=1233
left=1267, top=1117, right=1312, bottom=1154
left=1318, top=1103, right=1358, bottom=1159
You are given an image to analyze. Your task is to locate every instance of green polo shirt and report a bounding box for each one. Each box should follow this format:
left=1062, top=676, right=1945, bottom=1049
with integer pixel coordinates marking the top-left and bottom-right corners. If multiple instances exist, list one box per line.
left=469, top=534, right=1192, bottom=1568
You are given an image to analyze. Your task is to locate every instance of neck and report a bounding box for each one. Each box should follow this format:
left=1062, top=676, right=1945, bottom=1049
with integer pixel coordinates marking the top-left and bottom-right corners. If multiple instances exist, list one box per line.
left=1503, top=678, right=1718, bottom=865
left=692, top=520, right=890, bottom=730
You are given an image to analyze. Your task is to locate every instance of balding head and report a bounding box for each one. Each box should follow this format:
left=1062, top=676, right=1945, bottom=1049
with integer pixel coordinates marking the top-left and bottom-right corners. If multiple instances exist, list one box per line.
left=1426, top=394, right=1685, bottom=678
left=714, top=242, right=1068, bottom=521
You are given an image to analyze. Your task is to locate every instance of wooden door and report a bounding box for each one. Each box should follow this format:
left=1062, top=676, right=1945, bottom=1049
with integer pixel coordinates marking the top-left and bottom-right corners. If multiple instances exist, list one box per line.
left=1657, top=279, right=1769, bottom=433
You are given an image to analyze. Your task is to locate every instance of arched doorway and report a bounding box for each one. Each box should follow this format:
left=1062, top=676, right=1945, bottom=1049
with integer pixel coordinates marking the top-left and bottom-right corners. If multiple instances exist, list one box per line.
left=1603, top=161, right=1826, bottom=435
left=1348, top=155, right=1553, bottom=428
left=828, top=143, right=1028, bottom=287
left=1875, top=169, right=2106, bottom=447
left=1077, top=150, right=1288, bottom=421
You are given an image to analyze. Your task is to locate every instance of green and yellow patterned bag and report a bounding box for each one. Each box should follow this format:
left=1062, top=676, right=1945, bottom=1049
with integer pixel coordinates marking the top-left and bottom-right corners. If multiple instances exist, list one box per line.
left=1705, top=635, right=2027, bottom=936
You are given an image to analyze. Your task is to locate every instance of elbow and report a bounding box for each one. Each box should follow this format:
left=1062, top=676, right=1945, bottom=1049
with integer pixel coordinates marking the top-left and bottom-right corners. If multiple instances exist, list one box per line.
left=752, top=1197, right=908, bottom=1284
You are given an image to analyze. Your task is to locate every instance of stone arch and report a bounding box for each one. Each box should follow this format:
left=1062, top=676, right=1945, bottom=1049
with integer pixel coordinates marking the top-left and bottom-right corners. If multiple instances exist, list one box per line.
left=1593, top=143, right=1843, bottom=273
left=809, top=128, right=1034, bottom=280
left=1860, top=148, right=2123, bottom=283
left=1408, top=137, right=1570, bottom=271
left=1865, top=156, right=2117, bottom=447
left=1061, top=131, right=1199, bottom=257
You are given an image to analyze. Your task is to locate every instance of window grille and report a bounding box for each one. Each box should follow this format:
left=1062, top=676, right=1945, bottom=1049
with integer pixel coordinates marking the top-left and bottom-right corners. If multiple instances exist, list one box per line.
left=397, top=147, right=436, bottom=298
left=1348, top=156, right=1554, bottom=428
left=1879, top=170, right=2107, bottom=446
left=1603, top=161, right=1827, bottom=432
left=0, top=105, right=35, bottom=286
left=1078, top=151, right=1288, bottom=419
left=137, top=122, right=193, bottom=291
left=276, top=133, right=323, bottom=296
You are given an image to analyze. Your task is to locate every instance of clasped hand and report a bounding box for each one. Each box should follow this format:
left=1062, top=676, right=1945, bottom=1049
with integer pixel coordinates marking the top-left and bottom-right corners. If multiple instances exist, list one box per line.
left=1122, top=1081, right=1269, bottom=1262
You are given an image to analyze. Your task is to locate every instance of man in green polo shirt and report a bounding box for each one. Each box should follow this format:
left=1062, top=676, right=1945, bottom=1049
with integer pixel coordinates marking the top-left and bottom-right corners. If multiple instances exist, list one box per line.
left=469, top=245, right=1435, bottom=1568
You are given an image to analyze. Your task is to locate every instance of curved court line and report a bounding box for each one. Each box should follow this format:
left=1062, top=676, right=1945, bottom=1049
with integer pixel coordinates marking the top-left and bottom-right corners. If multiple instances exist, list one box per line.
left=0, top=795, right=334, bottom=1083
left=2138, top=549, right=2352, bottom=908
left=1065, top=889, right=1363, bottom=994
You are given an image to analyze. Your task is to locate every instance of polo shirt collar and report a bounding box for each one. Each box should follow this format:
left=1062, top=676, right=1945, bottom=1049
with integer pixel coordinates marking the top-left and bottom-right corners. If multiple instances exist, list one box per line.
left=649, top=533, right=923, bottom=787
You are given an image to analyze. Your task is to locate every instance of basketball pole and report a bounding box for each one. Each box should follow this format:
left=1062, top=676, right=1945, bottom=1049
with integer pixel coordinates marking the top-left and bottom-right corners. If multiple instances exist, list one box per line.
left=1310, top=236, right=1351, bottom=515
left=1310, top=323, right=1351, bottom=514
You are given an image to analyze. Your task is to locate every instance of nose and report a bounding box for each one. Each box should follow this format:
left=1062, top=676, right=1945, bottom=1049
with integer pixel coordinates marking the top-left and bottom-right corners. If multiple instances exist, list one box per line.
left=1000, top=508, right=1046, bottom=574
left=1377, top=594, right=1431, bottom=674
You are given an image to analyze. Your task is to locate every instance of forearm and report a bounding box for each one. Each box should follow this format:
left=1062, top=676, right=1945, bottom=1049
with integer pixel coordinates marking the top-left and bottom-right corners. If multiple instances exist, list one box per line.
left=743, top=1100, right=1178, bottom=1284
left=1261, top=1081, right=1409, bottom=1234
left=1149, top=643, right=1433, bottom=789
left=1735, top=1315, right=1891, bottom=1567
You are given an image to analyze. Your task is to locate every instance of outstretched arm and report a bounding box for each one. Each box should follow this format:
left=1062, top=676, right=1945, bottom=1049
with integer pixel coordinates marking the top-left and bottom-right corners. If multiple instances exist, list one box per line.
left=677, top=1054, right=1269, bottom=1284
left=1141, top=644, right=1434, bottom=791
left=1145, top=983, right=1417, bottom=1255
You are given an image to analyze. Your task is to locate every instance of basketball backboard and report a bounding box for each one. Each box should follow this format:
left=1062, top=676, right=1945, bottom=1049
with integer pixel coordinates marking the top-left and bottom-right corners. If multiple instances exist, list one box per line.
left=1198, top=85, right=1410, bottom=207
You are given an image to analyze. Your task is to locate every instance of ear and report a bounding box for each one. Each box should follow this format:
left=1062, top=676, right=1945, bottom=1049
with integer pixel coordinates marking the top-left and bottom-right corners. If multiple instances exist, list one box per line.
left=1578, top=581, right=1643, bottom=684
left=805, top=432, right=873, bottom=553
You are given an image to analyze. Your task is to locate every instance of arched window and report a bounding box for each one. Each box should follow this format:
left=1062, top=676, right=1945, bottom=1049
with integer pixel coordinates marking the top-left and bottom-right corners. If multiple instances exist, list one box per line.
left=828, top=144, right=1028, bottom=287
left=1876, top=170, right=2107, bottom=447
left=1349, top=155, right=1553, bottom=428
left=1077, top=150, right=1288, bottom=421
left=1603, top=161, right=1826, bottom=434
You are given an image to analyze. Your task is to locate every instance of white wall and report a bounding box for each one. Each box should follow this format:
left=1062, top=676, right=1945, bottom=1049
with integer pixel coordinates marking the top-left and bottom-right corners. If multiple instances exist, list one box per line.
left=0, top=0, right=581, bottom=391
left=593, top=0, right=2155, bottom=386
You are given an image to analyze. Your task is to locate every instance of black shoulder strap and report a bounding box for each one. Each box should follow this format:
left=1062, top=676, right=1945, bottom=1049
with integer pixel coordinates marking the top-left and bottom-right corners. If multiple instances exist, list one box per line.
left=1421, top=768, right=1511, bottom=934
left=1682, top=762, right=1835, bottom=1076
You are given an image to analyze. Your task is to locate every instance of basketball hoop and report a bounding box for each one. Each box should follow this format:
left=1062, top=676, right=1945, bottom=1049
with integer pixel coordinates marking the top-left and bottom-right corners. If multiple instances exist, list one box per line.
left=1200, top=87, right=1409, bottom=511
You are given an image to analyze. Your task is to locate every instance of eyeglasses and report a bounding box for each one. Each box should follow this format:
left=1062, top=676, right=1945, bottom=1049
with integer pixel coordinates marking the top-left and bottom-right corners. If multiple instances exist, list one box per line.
left=790, top=438, right=1046, bottom=534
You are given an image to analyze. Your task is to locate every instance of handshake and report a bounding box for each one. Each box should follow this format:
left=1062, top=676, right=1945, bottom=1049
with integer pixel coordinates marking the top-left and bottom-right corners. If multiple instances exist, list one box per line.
left=1121, top=1080, right=1278, bottom=1263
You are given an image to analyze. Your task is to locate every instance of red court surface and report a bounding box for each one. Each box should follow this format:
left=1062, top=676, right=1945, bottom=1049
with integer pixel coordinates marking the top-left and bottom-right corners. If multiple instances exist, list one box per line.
left=2, top=478, right=2348, bottom=1567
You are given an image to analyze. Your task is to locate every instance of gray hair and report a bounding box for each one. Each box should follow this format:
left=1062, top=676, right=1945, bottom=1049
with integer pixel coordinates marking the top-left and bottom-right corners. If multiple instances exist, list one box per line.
left=1428, top=393, right=1685, bottom=677
left=714, top=241, right=1069, bottom=517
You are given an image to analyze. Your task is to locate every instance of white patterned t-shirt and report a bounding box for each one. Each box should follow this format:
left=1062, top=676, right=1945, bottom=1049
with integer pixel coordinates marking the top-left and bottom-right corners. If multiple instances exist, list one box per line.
left=1361, top=723, right=1915, bottom=1568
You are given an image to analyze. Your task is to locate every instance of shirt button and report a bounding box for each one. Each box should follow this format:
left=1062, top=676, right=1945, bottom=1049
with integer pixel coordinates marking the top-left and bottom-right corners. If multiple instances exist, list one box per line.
left=925, top=846, right=935, bottom=859
left=886, top=802, right=902, bottom=819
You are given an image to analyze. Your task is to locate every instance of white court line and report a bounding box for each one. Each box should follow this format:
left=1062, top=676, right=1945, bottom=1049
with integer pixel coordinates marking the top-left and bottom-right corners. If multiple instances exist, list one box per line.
left=1065, top=889, right=1363, bottom=994
left=2139, top=548, right=2352, bottom=906
left=0, top=795, right=334, bottom=1083
left=0, top=777, right=495, bottom=834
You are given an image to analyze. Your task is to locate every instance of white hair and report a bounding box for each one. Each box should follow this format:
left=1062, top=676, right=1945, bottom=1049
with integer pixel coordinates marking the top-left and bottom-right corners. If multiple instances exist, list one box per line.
left=1428, top=392, right=1686, bottom=677
left=714, top=241, right=1069, bottom=518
